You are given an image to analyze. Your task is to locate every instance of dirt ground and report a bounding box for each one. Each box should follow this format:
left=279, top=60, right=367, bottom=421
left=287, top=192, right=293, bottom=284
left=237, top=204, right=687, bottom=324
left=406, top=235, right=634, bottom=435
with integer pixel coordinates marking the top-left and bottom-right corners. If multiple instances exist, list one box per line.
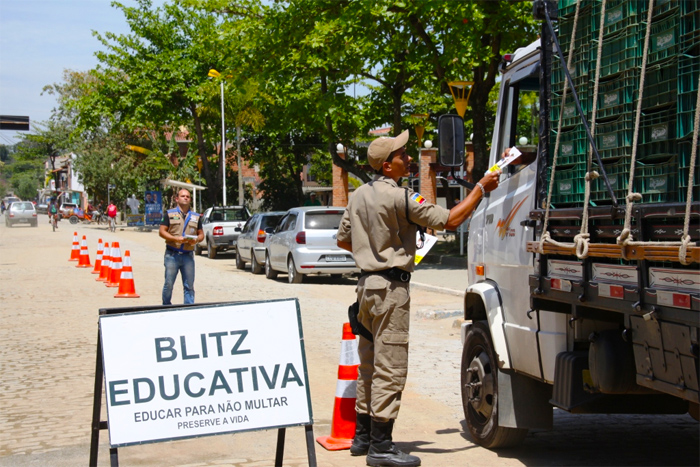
left=0, top=216, right=698, bottom=467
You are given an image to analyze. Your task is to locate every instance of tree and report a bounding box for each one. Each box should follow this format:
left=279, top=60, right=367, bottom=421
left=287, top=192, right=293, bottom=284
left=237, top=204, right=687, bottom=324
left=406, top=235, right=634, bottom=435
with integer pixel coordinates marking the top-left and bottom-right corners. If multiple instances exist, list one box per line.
left=76, top=0, right=233, bottom=205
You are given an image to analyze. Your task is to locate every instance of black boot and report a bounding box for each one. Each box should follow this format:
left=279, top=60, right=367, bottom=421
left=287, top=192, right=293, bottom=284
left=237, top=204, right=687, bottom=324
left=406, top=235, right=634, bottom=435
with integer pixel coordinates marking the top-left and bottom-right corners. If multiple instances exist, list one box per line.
left=350, top=412, right=371, bottom=456
left=366, top=419, right=421, bottom=467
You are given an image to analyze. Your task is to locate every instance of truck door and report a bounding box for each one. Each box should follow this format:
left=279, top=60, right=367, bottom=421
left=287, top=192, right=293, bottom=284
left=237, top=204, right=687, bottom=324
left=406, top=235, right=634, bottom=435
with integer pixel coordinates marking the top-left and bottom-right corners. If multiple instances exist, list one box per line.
left=482, top=58, right=544, bottom=380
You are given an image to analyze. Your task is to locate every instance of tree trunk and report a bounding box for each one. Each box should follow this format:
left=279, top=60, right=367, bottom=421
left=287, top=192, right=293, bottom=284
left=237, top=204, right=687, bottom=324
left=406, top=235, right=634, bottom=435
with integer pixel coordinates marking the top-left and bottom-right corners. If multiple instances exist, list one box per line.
left=190, top=104, right=217, bottom=205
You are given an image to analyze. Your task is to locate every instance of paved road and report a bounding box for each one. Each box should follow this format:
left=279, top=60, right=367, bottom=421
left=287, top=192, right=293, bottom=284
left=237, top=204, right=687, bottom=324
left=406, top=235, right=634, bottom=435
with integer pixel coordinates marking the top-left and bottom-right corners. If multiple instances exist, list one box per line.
left=0, top=216, right=697, bottom=466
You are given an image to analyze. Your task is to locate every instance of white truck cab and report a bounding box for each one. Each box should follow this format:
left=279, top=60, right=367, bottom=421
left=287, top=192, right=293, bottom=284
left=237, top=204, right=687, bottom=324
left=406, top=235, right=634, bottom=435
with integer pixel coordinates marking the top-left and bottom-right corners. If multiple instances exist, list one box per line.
left=437, top=0, right=699, bottom=448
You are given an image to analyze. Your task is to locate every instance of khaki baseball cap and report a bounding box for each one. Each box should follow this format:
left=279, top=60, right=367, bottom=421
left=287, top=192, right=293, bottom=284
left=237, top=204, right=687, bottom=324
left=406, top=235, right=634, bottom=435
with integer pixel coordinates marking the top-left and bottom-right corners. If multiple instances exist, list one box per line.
left=367, top=130, right=409, bottom=171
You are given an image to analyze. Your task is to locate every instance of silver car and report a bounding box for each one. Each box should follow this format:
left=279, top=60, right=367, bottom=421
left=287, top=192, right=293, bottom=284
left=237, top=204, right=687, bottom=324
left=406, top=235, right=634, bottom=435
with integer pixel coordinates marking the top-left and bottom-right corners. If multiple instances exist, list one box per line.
left=236, top=211, right=286, bottom=274
left=263, top=207, right=359, bottom=283
left=5, top=201, right=38, bottom=227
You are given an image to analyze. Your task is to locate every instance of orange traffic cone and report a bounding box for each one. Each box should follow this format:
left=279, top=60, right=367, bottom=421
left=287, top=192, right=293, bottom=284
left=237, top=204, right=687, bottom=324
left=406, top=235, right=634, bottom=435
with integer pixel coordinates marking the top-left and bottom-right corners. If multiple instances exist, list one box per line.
left=97, top=242, right=111, bottom=282
left=76, top=236, right=91, bottom=268
left=92, top=239, right=103, bottom=274
left=115, top=251, right=140, bottom=298
left=69, top=232, right=80, bottom=261
left=107, top=242, right=122, bottom=288
left=316, top=322, right=360, bottom=450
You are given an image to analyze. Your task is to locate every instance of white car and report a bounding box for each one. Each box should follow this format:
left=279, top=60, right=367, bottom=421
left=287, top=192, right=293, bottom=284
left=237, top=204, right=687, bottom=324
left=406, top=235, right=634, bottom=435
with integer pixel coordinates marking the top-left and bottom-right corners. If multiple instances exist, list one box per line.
left=195, top=206, right=251, bottom=259
left=5, top=201, right=37, bottom=227
left=236, top=211, right=286, bottom=273
left=263, top=207, right=359, bottom=283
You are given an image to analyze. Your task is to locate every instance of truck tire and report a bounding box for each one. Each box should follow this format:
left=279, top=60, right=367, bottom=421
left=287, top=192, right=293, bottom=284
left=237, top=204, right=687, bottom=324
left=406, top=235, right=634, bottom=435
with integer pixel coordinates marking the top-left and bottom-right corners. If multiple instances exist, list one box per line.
left=194, top=242, right=202, bottom=255
left=250, top=251, right=263, bottom=274
left=69, top=215, right=79, bottom=225
left=207, top=239, right=217, bottom=259
left=461, top=322, right=528, bottom=448
left=235, top=249, right=245, bottom=270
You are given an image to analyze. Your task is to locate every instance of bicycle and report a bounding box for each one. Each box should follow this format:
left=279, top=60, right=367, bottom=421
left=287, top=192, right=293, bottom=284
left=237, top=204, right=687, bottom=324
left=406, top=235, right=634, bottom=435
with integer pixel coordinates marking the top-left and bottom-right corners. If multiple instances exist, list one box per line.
left=51, top=213, right=58, bottom=232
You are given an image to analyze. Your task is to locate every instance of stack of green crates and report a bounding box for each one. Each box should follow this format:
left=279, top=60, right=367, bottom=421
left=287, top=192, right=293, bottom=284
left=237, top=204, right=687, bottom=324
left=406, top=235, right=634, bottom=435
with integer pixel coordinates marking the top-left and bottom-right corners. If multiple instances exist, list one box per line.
left=549, top=0, right=699, bottom=206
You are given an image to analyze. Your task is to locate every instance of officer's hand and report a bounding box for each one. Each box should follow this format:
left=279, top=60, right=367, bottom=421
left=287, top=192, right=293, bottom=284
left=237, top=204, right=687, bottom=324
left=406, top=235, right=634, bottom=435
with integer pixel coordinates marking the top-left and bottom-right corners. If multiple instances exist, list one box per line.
left=478, top=170, right=501, bottom=193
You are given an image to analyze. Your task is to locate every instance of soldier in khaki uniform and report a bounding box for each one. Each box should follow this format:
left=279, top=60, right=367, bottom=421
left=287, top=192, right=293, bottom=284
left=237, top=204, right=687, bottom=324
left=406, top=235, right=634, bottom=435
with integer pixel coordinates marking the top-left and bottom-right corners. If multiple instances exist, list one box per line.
left=337, top=130, right=500, bottom=467
left=159, top=189, right=204, bottom=305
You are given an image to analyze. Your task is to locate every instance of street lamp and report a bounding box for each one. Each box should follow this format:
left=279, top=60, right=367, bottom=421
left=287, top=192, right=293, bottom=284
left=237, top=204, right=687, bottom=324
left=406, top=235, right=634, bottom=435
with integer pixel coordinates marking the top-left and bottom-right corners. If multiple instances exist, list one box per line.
left=447, top=81, right=474, bottom=118
left=208, top=68, right=226, bottom=206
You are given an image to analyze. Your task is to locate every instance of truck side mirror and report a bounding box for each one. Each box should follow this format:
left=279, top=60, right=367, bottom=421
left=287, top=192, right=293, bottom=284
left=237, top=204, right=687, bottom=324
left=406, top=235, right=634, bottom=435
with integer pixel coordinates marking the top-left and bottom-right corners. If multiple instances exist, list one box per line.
left=438, top=114, right=465, bottom=167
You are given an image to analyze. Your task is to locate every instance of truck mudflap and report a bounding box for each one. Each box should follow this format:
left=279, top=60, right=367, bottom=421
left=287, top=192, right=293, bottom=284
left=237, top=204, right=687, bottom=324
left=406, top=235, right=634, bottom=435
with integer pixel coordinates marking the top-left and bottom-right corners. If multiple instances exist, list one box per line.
left=464, top=281, right=512, bottom=370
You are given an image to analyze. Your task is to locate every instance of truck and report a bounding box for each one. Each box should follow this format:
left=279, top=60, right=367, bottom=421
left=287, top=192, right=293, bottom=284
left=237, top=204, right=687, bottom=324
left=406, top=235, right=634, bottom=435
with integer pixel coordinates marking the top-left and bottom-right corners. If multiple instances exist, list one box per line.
left=195, top=205, right=251, bottom=259
left=438, top=0, right=699, bottom=448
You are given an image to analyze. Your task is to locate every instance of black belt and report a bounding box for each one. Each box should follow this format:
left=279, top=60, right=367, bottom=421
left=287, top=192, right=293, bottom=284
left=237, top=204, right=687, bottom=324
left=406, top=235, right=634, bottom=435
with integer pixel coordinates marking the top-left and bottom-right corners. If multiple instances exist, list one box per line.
left=166, top=247, right=193, bottom=255
left=360, top=267, right=411, bottom=283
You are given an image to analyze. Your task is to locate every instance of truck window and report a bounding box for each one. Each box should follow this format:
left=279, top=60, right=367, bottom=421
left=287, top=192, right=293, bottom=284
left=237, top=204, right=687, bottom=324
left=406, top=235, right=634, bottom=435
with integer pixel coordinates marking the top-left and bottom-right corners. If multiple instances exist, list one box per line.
left=499, top=74, right=539, bottom=173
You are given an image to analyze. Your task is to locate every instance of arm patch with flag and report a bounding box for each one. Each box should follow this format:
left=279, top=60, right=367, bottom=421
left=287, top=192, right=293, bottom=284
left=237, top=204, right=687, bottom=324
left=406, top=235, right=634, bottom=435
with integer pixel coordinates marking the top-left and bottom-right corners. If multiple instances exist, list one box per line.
left=410, top=193, right=425, bottom=205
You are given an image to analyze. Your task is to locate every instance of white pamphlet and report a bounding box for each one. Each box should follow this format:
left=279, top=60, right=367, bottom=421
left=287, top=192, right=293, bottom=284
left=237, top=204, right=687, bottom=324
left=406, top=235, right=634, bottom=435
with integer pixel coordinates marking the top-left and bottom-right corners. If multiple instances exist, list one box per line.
left=415, top=232, right=438, bottom=265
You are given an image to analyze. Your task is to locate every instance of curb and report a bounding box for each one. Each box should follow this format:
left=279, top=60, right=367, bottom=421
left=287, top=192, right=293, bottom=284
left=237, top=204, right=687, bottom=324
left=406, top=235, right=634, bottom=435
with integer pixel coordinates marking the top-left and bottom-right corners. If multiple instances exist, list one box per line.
left=411, top=281, right=464, bottom=297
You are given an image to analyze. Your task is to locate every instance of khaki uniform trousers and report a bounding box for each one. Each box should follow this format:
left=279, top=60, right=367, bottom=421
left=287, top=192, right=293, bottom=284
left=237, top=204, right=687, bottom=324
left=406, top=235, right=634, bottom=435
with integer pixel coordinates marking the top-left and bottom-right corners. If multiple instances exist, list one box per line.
left=355, top=274, right=411, bottom=421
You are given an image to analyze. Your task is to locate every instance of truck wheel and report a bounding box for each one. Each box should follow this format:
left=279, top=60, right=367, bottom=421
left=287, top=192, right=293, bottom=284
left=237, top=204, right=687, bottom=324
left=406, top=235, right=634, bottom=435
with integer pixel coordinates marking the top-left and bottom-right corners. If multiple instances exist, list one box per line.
left=194, top=242, right=202, bottom=255
left=265, top=254, right=278, bottom=279
left=69, top=215, right=79, bottom=225
left=207, top=239, right=217, bottom=259
left=461, top=322, right=528, bottom=448
left=235, top=249, right=245, bottom=270
left=251, top=251, right=263, bottom=274
left=287, top=256, right=303, bottom=284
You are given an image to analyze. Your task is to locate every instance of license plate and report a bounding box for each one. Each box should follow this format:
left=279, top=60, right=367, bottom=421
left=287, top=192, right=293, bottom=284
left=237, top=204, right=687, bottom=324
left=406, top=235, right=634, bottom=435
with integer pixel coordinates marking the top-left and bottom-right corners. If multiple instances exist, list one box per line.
left=326, top=255, right=346, bottom=262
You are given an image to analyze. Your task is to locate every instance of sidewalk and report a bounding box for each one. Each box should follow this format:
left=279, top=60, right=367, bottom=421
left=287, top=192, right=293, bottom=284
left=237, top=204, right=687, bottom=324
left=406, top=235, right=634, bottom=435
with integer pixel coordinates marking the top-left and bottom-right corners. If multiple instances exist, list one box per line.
left=411, top=255, right=468, bottom=297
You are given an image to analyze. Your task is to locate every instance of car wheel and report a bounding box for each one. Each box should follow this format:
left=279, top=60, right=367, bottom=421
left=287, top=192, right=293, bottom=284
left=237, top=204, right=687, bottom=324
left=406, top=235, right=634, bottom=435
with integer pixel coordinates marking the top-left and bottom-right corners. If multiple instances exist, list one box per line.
left=207, top=239, right=217, bottom=259
left=462, top=322, right=528, bottom=448
left=235, top=249, right=245, bottom=270
left=265, top=254, right=278, bottom=279
left=69, top=215, right=79, bottom=225
left=194, top=242, right=202, bottom=255
left=287, top=256, right=303, bottom=284
left=32, top=221, right=38, bottom=227
left=251, top=251, right=263, bottom=274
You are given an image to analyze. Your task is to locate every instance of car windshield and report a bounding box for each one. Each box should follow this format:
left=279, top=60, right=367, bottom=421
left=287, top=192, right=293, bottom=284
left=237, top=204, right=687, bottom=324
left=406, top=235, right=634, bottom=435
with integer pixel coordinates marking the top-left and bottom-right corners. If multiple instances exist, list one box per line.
left=13, top=202, right=33, bottom=210
left=211, top=209, right=249, bottom=221
left=304, top=211, right=343, bottom=230
left=260, top=215, right=283, bottom=230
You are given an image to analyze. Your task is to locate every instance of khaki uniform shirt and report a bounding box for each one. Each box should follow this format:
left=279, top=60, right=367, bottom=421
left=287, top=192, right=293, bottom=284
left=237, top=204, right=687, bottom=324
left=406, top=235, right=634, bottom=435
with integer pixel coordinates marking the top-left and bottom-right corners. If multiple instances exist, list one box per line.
left=337, top=175, right=450, bottom=273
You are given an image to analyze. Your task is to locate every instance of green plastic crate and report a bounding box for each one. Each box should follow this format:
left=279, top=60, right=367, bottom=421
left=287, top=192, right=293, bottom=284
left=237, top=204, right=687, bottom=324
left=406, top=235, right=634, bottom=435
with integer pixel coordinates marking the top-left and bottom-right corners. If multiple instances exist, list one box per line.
left=552, top=64, right=589, bottom=96
left=678, top=138, right=700, bottom=203
left=591, top=157, right=629, bottom=204
left=678, top=54, right=700, bottom=94
left=548, top=164, right=589, bottom=206
left=559, top=0, right=594, bottom=18
left=551, top=125, right=589, bottom=165
left=591, top=24, right=644, bottom=78
left=592, top=0, right=645, bottom=37
left=648, top=15, right=679, bottom=65
left=641, top=57, right=677, bottom=110
left=681, top=0, right=700, bottom=15
left=638, top=105, right=678, bottom=161
left=595, top=115, right=635, bottom=160
left=678, top=92, right=699, bottom=138
left=595, top=70, right=638, bottom=119
left=551, top=89, right=591, bottom=129
left=635, top=156, right=678, bottom=203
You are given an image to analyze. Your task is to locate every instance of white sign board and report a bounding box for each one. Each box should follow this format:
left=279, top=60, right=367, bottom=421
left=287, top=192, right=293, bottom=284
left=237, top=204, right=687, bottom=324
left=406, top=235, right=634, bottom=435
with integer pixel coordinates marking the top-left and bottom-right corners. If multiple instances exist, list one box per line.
left=99, top=299, right=312, bottom=447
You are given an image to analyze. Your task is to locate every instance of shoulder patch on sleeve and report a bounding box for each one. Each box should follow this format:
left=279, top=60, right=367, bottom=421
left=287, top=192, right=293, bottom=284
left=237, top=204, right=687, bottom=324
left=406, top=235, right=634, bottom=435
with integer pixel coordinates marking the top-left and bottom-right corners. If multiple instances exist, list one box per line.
left=410, top=193, right=426, bottom=205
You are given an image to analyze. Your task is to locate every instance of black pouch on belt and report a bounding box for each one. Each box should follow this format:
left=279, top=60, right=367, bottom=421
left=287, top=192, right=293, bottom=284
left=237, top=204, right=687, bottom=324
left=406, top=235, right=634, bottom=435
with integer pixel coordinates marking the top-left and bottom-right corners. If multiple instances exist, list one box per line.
left=348, top=301, right=373, bottom=342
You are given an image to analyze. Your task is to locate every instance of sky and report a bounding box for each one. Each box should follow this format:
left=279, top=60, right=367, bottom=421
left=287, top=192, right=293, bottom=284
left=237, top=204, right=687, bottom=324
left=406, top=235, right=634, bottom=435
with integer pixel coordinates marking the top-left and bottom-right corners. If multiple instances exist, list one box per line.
left=0, top=0, right=163, bottom=145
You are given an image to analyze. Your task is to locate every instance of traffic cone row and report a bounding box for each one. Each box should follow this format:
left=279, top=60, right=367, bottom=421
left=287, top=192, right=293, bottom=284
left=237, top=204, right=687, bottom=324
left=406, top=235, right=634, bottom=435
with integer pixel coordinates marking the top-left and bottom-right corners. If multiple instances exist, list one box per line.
left=316, top=322, right=360, bottom=451
left=68, top=235, right=140, bottom=298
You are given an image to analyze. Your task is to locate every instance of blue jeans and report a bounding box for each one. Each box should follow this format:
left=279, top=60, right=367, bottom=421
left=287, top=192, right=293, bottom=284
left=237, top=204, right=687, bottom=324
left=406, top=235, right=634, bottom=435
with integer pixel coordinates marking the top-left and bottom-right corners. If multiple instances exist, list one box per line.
left=162, top=250, right=195, bottom=305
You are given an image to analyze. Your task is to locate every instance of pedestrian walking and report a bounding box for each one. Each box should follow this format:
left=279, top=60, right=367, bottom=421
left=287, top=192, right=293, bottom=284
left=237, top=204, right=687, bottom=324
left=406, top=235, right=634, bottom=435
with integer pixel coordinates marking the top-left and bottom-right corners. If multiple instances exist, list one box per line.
left=336, top=130, right=501, bottom=467
left=158, top=189, right=203, bottom=305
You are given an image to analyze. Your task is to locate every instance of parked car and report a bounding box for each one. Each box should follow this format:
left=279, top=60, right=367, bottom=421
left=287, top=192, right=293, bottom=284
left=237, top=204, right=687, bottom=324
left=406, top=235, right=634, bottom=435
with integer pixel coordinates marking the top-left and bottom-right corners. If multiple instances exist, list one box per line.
left=236, top=211, right=286, bottom=273
left=195, top=205, right=251, bottom=259
left=5, top=201, right=37, bottom=227
left=263, top=206, right=359, bottom=283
